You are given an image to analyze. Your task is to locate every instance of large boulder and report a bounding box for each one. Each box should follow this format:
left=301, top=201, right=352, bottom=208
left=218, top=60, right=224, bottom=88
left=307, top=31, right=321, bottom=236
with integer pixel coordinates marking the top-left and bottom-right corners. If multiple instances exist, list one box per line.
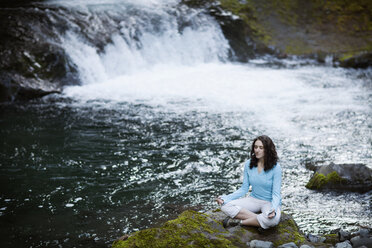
left=0, top=5, right=79, bottom=102
left=306, top=163, right=372, bottom=193
left=112, top=209, right=326, bottom=248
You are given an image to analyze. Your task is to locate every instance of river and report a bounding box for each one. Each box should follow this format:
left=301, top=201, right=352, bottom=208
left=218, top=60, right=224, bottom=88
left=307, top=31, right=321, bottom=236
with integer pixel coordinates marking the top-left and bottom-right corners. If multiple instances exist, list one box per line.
left=0, top=0, right=371, bottom=247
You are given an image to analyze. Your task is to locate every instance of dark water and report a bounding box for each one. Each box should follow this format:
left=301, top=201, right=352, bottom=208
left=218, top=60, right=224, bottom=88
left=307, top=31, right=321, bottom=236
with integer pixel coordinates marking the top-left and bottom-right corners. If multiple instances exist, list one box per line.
left=0, top=64, right=371, bottom=247
left=0, top=99, right=252, bottom=247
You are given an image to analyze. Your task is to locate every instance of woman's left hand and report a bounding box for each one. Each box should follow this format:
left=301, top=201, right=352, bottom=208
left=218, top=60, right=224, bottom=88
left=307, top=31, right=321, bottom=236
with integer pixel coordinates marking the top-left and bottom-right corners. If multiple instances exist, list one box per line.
left=215, top=197, right=224, bottom=205
left=268, top=211, right=275, bottom=219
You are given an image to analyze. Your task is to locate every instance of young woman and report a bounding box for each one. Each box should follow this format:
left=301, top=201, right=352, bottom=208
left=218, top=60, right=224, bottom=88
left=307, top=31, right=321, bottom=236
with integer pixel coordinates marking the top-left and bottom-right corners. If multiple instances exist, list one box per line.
left=216, top=135, right=282, bottom=229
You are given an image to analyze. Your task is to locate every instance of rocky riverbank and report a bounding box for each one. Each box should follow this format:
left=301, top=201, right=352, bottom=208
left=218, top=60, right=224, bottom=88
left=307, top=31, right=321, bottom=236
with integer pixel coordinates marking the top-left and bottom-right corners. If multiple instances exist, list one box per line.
left=112, top=209, right=371, bottom=248
left=183, top=0, right=372, bottom=67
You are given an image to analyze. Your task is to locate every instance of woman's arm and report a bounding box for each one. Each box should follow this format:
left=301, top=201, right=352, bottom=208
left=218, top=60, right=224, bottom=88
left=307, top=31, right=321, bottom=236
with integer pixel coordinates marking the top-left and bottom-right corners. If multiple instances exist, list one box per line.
left=219, top=161, right=251, bottom=204
left=270, top=164, right=282, bottom=213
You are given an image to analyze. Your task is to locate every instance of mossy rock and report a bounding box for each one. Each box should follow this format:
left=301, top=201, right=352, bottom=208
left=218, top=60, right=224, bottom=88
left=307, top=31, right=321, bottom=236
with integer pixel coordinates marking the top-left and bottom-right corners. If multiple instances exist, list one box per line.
left=322, top=233, right=339, bottom=245
left=112, top=210, right=243, bottom=248
left=306, top=171, right=346, bottom=190
left=306, top=163, right=372, bottom=192
left=113, top=209, right=328, bottom=248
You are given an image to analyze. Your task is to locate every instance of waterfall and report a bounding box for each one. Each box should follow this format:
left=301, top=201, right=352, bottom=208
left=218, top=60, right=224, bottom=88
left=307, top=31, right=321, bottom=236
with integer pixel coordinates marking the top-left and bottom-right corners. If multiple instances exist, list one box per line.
left=42, top=0, right=230, bottom=85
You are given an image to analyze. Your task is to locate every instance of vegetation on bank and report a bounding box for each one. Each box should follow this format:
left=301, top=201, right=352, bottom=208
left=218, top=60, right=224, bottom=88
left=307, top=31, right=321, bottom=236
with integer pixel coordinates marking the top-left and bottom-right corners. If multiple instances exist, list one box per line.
left=183, top=0, right=372, bottom=66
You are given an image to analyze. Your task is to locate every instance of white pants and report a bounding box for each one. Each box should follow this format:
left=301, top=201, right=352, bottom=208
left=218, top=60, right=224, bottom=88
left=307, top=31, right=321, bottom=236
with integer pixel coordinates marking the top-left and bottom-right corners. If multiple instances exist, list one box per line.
left=221, top=196, right=281, bottom=229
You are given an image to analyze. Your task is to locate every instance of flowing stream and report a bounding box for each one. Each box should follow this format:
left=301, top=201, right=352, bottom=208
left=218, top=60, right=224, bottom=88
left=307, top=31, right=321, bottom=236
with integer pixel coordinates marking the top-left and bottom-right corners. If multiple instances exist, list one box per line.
left=0, top=0, right=371, bottom=247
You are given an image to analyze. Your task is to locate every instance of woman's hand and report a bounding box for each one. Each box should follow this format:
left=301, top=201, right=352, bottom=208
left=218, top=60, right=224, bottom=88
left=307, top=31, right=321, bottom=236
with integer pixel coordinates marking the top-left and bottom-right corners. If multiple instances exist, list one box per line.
left=268, top=211, right=275, bottom=219
left=215, top=197, right=224, bottom=205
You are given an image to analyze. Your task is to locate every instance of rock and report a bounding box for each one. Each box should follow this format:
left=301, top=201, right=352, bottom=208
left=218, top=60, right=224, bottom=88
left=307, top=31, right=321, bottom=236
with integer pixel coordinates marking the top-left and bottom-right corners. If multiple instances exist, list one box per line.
left=277, top=242, right=298, bottom=248
left=350, top=236, right=372, bottom=248
left=339, top=52, right=372, bottom=69
left=250, top=240, right=274, bottom=248
left=304, top=161, right=323, bottom=172
left=306, top=163, right=372, bottom=192
left=338, top=230, right=351, bottom=242
left=112, top=210, right=242, bottom=248
left=299, top=245, right=314, bottom=248
left=322, top=233, right=339, bottom=245
left=335, top=240, right=352, bottom=248
left=113, top=209, right=323, bottom=248
left=206, top=209, right=309, bottom=247
left=183, top=0, right=372, bottom=68
left=0, top=6, right=80, bottom=102
left=307, top=233, right=326, bottom=243
left=358, top=228, right=370, bottom=238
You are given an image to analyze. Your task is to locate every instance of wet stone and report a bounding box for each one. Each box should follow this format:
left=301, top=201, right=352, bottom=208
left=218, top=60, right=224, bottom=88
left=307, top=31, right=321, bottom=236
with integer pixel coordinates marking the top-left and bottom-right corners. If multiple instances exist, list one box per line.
left=338, top=230, right=351, bottom=242
left=249, top=239, right=274, bottom=248
left=335, top=240, right=352, bottom=248
left=277, top=242, right=298, bottom=248
left=350, top=236, right=372, bottom=248
left=358, top=228, right=370, bottom=238
left=299, top=245, right=314, bottom=248
left=307, top=233, right=326, bottom=243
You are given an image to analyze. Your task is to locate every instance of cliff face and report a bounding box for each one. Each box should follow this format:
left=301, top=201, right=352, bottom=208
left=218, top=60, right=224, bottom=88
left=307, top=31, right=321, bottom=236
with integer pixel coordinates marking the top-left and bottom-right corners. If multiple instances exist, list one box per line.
left=0, top=4, right=79, bottom=102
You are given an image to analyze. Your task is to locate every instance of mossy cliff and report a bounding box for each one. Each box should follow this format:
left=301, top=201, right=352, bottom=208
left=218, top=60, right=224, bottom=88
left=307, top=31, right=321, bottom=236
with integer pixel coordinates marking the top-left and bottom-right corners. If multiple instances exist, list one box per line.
left=112, top=210, right=325, bottom=248
left=183, top=0, right=372, bottom=67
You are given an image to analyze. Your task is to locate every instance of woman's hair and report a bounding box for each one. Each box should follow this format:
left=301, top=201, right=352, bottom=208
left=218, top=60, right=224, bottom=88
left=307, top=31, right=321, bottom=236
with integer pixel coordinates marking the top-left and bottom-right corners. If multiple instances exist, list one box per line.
left=249, top=135, right=278, bottom=171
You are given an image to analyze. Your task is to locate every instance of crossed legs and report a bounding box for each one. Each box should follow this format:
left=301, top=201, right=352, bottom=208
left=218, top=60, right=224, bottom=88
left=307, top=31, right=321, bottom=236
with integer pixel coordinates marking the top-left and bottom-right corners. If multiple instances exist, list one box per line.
left=221, top=196, right=280, bottom=229
left=234, top=208, right=260, bottom=227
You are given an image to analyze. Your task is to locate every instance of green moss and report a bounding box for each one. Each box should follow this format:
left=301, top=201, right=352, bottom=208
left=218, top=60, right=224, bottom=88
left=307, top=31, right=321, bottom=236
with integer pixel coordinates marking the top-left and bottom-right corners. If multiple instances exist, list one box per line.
left=112, top=210, right=238, bottom=248
left=216, top=0, right=372, bottom=58
left=306, top=171, right=346, bottom=190
left=218, top=0, right=272, bottom=43
left=284, top=39, right=314, bottom=55
left=306, top=172, right=327, bottom=189
left=323, top=234, right=339, bottom=245
left=274, top=217, right=306, bottom=247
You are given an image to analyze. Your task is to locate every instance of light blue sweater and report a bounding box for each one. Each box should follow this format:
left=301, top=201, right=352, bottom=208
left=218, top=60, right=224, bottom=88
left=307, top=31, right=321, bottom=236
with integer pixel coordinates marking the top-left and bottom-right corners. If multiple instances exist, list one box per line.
left=220, top=160, right=282, bottom=213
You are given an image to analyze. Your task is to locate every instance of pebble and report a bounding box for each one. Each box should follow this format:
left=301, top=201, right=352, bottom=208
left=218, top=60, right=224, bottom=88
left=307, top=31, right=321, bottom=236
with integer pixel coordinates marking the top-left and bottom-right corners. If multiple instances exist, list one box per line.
left=359, top=228, right=370, bottom=238
left=350, top=236, right=372, bottom=248
left=307, top=234, right=325, bottom=243
left=277, top=242, right=298, bottom=248
left=249, top=240, right=274, bottom=248
left=335, top=240, right=352, bottom=248
left=338, top=229, right=351, bottom=242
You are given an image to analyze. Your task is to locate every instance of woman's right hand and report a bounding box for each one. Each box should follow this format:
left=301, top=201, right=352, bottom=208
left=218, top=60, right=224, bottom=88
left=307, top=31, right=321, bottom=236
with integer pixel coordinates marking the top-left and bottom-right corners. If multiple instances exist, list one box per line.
left=215, top=197, right=224, bottom=205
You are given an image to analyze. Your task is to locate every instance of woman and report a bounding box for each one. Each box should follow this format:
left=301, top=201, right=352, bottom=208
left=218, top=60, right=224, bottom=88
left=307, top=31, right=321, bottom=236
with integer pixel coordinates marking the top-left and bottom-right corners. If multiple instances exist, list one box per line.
left=216, top=135, right=282, bottom=229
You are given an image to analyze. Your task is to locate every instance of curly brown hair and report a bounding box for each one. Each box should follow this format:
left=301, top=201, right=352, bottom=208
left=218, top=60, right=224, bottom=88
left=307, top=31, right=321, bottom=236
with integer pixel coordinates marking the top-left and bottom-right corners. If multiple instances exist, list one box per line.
left=249, top=135, right=278, bottom=171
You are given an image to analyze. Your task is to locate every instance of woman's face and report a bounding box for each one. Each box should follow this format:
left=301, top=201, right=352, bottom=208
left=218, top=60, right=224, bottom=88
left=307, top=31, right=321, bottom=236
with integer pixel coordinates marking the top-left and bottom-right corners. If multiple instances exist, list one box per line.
left=254, top=139, right=265, bottom=160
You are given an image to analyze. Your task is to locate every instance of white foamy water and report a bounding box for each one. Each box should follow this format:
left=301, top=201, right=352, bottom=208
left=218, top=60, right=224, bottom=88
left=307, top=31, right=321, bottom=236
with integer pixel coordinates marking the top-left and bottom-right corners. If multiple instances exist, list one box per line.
left=63, top=63, right=370, bottom=138
left=59, top=0, right=229, bottom=84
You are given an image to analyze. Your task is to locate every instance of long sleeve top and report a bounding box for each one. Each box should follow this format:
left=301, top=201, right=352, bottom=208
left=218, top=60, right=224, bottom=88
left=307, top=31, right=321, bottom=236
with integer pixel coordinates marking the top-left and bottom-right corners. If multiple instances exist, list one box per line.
left=220, top=159, right=282, bottom=213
